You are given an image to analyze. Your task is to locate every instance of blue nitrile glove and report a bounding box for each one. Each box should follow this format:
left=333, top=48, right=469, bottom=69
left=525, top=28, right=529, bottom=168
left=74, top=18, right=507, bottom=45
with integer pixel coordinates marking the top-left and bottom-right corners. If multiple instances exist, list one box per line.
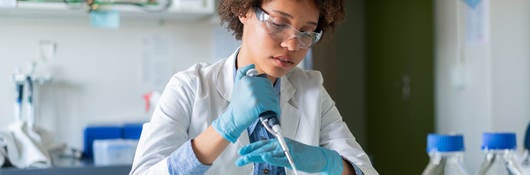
left=212, top=64, right=281, bottom=143
left=235, top=138, right=344, bottom=175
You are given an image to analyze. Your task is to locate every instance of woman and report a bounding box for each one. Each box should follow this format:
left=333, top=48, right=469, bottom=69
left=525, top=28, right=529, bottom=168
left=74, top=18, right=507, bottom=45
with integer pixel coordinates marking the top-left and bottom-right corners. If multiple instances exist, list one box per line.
left=130, top=0, right=378, bottom=174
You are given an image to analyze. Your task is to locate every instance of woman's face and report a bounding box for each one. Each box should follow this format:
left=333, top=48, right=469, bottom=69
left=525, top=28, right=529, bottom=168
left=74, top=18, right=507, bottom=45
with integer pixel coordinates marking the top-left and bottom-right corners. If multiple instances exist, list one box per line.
left=238, top=0, right=320, bottom=79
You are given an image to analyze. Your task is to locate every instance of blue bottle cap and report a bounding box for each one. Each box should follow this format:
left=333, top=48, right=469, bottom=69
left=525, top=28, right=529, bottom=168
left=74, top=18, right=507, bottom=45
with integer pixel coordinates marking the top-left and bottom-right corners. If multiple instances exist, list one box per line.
left=524, top=122, right=530, bottom=150
left=481, top=132, right=516, bottom=150
left=427, top=134, right=465, bottom=152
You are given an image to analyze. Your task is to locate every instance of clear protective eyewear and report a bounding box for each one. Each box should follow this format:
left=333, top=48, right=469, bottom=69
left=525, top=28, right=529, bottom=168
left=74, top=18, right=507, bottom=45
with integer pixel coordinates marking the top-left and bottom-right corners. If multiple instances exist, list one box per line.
left=254, top=7, right=322, bottom=49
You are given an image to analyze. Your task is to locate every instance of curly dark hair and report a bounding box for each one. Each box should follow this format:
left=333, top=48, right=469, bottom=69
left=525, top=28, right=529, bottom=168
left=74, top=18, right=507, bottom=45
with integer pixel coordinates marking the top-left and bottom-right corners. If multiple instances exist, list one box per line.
left=217, top=0, right=345, bottom=41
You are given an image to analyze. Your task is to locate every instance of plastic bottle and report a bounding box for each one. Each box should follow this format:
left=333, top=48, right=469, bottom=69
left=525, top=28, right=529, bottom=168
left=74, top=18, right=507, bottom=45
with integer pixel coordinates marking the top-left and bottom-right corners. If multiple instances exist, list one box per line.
left=520, top=123, right=530, bottom=174
left=422, top=134, right=469, bottom=175
left=476, top=132, right=525, bottom=175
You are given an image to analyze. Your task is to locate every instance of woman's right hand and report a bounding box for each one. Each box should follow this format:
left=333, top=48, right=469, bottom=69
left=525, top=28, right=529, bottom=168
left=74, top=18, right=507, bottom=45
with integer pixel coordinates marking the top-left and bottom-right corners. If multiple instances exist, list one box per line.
left=212, top=64, right=281, bottom=143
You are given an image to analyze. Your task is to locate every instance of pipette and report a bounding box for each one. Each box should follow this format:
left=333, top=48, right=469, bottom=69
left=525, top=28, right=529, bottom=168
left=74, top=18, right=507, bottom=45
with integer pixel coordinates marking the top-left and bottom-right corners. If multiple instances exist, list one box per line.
left=246, top=69, right=299, bottom=175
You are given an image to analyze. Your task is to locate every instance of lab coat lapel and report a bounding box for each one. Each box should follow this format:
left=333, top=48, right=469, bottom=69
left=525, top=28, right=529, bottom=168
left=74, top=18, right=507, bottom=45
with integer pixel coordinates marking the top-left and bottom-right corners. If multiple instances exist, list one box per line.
left=215, top=49, right=251, bottom=146
left=215, top=49, right=237, bottom=102
left=279, top=76, right=301, bottom=140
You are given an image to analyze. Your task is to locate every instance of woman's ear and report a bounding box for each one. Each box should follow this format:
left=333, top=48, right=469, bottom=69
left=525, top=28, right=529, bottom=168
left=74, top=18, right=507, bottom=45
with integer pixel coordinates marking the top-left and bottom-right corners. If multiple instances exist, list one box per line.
left=238, top=10, right=252, bottom=24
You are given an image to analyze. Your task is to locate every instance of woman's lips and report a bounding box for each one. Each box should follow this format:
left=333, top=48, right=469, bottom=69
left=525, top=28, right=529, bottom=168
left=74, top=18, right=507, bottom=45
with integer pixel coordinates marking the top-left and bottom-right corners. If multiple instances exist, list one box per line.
left=272, top=56, right=294, bottom=68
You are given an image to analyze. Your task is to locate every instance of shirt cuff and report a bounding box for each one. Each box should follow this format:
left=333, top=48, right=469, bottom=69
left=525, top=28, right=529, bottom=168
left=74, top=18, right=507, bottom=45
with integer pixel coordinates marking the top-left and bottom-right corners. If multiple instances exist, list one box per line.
left=167, top=140, right=210, bottom=174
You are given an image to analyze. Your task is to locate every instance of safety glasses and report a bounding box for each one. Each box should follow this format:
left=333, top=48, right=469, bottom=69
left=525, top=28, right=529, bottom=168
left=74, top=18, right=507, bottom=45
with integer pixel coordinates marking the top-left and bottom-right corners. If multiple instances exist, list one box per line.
left=254, top=7, right=322, bottom=49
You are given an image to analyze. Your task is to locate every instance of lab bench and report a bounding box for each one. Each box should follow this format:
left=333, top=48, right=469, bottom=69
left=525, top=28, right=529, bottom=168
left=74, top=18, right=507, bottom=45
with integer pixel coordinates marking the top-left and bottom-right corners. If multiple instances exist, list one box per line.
left=0, top=158, right=131, bottom=175
left=0, top=165, right=131, bottom=175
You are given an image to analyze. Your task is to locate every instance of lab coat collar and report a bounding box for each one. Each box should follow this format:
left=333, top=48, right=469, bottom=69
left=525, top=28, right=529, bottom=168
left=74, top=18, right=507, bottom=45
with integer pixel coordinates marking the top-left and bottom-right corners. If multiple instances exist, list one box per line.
left=279, top=76, right=300, bottom=140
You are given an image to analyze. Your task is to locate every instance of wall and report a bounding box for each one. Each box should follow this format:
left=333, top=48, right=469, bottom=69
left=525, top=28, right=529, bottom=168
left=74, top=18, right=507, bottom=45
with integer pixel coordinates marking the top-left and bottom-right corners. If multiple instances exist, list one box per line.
left=435, top=0, right=530, bottom=172
left=0, top=16, right=216, bottom=149
left=313, top=0, right=366, bottom=145
left=335, top=0, right=366, bottom=146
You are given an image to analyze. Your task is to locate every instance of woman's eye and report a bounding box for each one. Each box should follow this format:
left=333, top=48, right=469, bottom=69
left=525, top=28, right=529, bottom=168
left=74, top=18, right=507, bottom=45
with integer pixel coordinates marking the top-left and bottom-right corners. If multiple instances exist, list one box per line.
left=269, top=20, right=288, bottom=29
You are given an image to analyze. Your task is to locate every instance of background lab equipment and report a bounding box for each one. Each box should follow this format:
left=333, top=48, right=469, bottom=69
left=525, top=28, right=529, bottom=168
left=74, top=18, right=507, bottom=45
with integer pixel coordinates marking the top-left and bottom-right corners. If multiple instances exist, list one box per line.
left=521, top=123, right=530, bottom=174
left=421, top=134, right=469, bottom=175
left=0, top=62, right=53, bottom=169
left=476, top=133, right=525, bottom=175
left=0, top=41, right=69, bottom=169
left=83, top=123, right=143, bottom=165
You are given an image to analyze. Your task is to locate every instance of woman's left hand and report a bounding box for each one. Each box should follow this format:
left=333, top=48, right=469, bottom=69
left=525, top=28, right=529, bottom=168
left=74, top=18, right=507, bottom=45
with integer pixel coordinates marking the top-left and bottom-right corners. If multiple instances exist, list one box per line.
left=235, top=138, right=344, bottom=175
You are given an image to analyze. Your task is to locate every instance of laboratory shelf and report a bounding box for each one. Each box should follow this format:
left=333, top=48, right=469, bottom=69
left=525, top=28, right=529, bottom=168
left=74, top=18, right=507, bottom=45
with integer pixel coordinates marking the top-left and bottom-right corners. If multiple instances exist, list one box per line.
left=0, top=165, right=131, bottom=175
left=0, top=0, right=215, bottom=20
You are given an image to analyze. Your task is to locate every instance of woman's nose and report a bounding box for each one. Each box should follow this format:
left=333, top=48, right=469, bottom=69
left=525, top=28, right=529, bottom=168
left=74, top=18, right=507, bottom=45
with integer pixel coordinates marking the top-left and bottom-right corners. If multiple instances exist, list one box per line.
left=280, top=37, right=300, bottom=51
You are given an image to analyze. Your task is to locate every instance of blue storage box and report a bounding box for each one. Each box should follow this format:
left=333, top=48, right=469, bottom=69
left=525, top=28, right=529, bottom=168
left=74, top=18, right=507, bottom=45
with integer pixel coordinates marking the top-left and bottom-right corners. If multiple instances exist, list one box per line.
left=123, top=123, right=143, bottom=140
left=83, top=126, right=122, bottom=159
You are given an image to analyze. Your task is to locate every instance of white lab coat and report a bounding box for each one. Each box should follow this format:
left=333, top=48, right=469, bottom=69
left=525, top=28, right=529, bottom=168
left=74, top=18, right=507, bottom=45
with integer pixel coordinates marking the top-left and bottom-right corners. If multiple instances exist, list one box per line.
left=130, top=50, right=378, bottom=175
